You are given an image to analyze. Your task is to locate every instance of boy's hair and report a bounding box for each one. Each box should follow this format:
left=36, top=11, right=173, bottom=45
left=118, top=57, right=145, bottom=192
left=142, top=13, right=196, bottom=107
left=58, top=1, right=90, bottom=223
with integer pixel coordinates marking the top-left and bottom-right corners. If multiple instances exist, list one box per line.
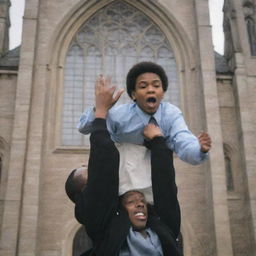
left=126, top=62, right=168, bottom=99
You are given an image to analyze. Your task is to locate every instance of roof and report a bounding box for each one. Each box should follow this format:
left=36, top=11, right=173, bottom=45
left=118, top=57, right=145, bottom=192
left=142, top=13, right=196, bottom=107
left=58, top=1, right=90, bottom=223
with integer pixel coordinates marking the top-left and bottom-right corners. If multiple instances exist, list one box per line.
left=0, top=47, right=232, bottom=75
left=0, top=46, right=20, bottom=70
left=214, top=51, right=232, bottom=75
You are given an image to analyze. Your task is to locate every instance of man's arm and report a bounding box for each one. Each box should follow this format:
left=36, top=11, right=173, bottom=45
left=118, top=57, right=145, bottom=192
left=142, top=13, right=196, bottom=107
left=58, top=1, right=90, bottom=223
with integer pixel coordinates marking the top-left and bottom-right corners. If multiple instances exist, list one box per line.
left=75, top=118, right=120, bottom=240
left=75, top=76, right=124, bottom=240
left=144, top=124, right=180, bottom=237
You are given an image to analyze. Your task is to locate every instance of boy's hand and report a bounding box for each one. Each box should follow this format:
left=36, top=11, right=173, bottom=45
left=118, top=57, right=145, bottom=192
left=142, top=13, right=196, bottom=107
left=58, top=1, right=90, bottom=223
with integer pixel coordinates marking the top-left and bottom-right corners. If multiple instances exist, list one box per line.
left=143, top=123, right=163, bottom=140
left=198, top=132, right=212, bottom=153
left=95, top=75, right=124, bottom=118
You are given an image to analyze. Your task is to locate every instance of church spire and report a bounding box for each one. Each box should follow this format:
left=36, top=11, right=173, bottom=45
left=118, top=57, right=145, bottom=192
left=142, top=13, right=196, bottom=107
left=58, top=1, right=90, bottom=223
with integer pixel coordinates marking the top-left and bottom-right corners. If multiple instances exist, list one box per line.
left=0, top=0, right=10, bottom=55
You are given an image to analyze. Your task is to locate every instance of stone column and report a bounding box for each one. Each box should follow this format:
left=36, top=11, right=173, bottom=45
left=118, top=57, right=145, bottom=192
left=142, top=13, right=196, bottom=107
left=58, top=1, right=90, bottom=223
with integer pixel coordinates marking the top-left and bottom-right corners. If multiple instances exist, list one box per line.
left=0, top=0, right=10, bottom=55
left=231, top=1, right=256, bottom=250
left=0, top=0, right=40, bottom=255
left=194, top=0, right=233, bottom=255
left=232, top=52, right=256, bottom=253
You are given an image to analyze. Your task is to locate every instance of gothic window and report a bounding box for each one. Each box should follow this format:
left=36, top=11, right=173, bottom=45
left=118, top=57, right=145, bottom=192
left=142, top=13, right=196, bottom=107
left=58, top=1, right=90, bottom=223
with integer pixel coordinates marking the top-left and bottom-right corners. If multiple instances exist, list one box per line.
left=0, top=156, right=2, bottom=184
left=224, top=154, right=234, bottom=191
left=72, top=227, right=92, bottom=256
left=223, top=17, right=234, bottom=61
left=62, top=45, right=85, bottom=146
left=62, top=1, right=179, bottom=146
left=246, top=17, right=256, bottom=55
left=243, top=1, right=256, bottom=56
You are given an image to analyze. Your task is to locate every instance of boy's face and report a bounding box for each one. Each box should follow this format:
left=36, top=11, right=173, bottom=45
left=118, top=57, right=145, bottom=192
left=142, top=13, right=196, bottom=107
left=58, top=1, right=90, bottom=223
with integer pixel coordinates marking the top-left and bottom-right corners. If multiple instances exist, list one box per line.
left=122, top=191, right=148, bottom=231
left=132, top=72, right=164, bottom=114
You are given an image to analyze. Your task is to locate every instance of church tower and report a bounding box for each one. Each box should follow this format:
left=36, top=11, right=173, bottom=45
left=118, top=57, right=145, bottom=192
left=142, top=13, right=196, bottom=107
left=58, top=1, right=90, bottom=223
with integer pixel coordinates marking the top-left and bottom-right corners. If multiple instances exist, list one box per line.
left=0, top=0, right=10, bottom=55
left=222, top=0, right=256, bottom=254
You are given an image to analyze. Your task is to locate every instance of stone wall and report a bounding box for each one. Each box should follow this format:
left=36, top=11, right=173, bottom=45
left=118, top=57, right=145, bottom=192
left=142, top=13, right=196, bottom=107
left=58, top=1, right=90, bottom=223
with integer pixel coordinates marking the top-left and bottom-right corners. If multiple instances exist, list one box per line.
left=0, top=71, right=16, bottom=233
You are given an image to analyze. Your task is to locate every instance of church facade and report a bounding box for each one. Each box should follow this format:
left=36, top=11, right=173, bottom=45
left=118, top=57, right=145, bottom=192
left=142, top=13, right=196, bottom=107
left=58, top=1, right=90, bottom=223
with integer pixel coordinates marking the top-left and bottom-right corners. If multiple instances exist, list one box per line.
left=0, top=0, right=255, bottom=255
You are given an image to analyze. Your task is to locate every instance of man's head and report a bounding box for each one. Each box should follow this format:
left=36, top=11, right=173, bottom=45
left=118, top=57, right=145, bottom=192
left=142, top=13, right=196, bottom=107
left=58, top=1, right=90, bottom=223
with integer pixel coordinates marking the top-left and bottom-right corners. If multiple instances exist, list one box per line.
left=126, top=62, right=168, bottom=114
left=65, top=167, right=88, bottom=203
left=121, top=190, right=148, bottom=231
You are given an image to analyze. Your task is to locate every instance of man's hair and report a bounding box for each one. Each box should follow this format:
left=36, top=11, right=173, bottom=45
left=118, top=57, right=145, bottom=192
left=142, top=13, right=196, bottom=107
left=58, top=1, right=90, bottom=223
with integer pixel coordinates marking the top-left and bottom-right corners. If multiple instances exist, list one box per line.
left=119, top=190, right=146, bottom=204
left=65, top=169, right=87, bottom=203
left=65, top=169, right=77, bottom=203
left=126, top=62, right=168, bottom=99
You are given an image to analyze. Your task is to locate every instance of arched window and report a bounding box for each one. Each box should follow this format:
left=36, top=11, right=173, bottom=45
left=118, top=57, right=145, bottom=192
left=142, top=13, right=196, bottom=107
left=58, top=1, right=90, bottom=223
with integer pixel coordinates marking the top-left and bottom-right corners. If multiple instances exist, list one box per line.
left=0, top=156, right=2, bottom=184
left=61, top=1, right=179, bottom=146
left=246, top=17, right=256, bottom=55
left=243, top=1, right=256, bottom=56
left=72, top=226, right=92, bottom=256
left=224, top=148, right=234, bottom=191
left=225, top=155, right=234, bottom=191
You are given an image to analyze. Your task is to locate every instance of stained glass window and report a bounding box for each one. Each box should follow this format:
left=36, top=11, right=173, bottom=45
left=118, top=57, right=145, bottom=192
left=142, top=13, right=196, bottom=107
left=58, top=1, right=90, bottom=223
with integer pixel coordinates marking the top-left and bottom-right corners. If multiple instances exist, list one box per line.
left=62, top=1, right=179, bottom=146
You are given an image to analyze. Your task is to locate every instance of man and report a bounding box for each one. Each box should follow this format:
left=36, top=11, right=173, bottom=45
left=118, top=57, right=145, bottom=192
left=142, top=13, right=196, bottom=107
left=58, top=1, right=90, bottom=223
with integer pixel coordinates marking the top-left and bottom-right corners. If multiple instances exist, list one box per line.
left=65, top=82, right=182, bottom=255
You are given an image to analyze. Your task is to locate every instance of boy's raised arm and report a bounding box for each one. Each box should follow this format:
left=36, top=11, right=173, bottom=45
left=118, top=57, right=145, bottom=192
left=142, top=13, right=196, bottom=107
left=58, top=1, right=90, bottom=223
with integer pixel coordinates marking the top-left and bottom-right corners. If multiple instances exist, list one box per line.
left=77, top=75, right=124, bottom=134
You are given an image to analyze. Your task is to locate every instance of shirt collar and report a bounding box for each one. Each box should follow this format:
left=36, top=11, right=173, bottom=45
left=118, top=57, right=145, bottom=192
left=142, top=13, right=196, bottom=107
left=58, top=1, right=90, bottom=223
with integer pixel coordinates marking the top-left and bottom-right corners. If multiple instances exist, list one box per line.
left=135, top=103, right=162, bottom=125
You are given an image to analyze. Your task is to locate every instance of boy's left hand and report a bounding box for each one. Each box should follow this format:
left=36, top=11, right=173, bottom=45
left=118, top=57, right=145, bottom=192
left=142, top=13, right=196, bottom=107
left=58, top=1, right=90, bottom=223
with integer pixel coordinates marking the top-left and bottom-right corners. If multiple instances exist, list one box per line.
left=198, top=132, right=212, bottom=153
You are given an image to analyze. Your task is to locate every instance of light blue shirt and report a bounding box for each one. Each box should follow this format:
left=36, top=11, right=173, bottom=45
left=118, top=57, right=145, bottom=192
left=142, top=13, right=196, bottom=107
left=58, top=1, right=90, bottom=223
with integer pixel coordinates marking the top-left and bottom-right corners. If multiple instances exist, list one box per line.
left=119, top=228, right=163, bottom=256
left=77, top=102, right=207, bottom=165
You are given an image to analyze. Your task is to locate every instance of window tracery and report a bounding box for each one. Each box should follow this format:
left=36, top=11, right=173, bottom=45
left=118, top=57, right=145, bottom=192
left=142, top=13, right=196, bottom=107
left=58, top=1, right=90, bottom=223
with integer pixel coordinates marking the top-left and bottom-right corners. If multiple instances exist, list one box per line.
left=223, top=145, right=234, bottom=191
left=62, top=1, right=179, bottom=146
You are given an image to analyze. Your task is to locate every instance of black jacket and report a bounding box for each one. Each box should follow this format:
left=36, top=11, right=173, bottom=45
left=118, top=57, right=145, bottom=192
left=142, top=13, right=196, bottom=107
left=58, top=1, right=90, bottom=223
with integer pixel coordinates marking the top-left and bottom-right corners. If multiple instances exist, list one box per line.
left=75, top=118, right=182, bottom=256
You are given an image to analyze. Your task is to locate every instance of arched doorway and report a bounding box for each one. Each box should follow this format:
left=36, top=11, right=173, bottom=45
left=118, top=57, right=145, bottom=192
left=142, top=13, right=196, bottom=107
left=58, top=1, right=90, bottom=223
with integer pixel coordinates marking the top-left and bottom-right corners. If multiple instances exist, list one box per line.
left=72, top=226, right=92, bottom=256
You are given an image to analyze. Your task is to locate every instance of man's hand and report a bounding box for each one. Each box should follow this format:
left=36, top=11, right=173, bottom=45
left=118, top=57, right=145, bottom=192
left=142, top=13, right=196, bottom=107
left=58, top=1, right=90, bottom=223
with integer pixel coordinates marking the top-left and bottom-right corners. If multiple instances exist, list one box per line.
left=94, top=75, right=124, bottom=118
left=198, top=132, right=212, bottom=153
left=143, top=124, right=163, bottom=140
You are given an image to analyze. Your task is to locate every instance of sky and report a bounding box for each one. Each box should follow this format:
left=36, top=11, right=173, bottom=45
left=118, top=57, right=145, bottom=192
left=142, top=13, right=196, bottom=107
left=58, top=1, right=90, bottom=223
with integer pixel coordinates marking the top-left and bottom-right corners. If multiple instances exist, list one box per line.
left=9, top=0, right=224, bottom=54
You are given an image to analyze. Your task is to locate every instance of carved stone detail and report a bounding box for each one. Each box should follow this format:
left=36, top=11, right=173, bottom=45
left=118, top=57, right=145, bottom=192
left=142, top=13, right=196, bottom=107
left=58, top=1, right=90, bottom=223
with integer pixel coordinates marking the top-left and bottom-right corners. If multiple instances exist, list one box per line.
left=243, top=1, right=256, bottom=55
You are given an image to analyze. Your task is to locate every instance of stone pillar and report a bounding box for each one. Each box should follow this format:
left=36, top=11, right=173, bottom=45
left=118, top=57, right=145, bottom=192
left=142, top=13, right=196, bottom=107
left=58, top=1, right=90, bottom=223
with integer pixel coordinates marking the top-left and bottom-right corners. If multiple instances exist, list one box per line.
left=0, top=0, right=10, bottom=55
left=228, top=0, right=256, bottom=252
left=194, top=0, right=233, bottom=255
left=0, top=0, right=40, bottom=255
left=232, top=52, right=256, bottom=253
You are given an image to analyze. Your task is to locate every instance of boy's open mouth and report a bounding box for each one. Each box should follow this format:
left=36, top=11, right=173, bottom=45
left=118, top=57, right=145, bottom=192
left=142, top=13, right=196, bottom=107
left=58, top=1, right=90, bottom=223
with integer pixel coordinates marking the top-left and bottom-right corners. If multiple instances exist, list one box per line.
left=146, top=97, right=156, bottom=103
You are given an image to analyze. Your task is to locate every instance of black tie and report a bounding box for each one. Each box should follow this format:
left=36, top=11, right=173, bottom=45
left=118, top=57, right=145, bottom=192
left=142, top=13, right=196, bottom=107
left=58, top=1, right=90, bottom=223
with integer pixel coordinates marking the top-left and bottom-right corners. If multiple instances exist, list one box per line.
left=148, top=116, right=158, bottom=126
left=144, top=116, right=158, bottom=147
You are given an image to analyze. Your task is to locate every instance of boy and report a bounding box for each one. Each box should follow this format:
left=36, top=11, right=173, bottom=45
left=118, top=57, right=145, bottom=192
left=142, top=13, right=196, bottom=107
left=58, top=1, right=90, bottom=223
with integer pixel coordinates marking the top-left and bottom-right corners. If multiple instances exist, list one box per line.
left=77, top=62, right=211, bottom=165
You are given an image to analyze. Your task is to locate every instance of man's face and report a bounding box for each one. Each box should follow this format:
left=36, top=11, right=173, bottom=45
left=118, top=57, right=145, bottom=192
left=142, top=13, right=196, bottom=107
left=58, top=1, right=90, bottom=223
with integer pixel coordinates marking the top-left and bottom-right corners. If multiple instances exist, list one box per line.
left=132, top=72, right=164, bottom=114
left=122, top=191, right=148, bottom=231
